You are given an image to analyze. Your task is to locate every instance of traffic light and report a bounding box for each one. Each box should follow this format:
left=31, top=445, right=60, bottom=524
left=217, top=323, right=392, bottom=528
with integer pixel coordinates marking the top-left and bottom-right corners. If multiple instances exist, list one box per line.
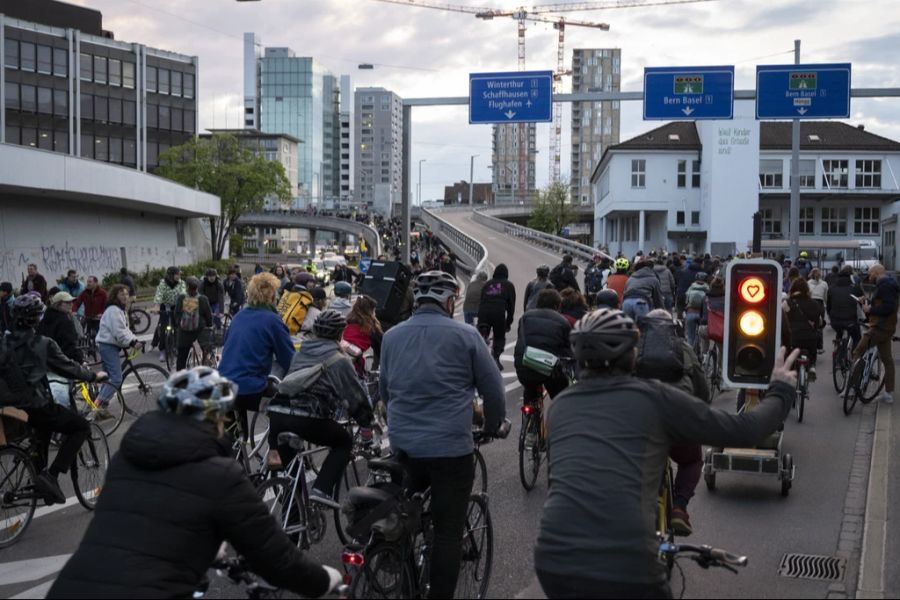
left=723, top=259, right=783, bottom=389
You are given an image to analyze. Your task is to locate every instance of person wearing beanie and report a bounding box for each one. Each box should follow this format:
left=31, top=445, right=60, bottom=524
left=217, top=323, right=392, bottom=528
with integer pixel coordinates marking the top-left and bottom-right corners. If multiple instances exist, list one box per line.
left=328, top=281, right=354, bottom=317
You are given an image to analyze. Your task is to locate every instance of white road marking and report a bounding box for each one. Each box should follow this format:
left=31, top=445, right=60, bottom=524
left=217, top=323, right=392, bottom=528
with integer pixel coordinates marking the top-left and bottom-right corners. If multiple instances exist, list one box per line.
left=505, top=381, right=522, bottom=393
left=12, top=581, right=54, bottom=599
left=0, top=554, right=71, bottom=585
left=500, top=355, right=514, bottom=362
left=505, top=340, right=517, bottom=350
left=502, top=372, right=518, bottom=379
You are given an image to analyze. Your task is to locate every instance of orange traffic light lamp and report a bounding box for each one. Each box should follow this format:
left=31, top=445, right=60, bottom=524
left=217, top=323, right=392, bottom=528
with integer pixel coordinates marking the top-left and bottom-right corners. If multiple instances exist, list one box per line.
left=723, top=259, right=783, bottom=389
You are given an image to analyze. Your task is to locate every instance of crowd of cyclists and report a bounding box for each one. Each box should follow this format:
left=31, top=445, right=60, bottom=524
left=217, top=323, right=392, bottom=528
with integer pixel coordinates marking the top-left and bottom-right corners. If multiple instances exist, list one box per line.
left=2, top=230, right=899, bottom=598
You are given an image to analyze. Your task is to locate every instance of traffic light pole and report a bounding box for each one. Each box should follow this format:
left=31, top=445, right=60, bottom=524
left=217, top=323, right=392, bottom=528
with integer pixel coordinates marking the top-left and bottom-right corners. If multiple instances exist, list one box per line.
left=789, top=40, right=802, bottom=262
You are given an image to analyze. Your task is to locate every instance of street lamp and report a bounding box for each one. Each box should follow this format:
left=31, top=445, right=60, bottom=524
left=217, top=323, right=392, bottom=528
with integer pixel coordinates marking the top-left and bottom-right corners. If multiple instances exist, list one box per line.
left=469, top=155, right=478, bottom=206
left=417, top=159, right=427, bottom=207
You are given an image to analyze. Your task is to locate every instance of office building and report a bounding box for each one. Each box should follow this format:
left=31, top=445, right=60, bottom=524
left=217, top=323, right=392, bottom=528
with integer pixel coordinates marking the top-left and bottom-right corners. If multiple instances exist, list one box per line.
left=571, top=48, right=621, bottom=205
left=492, top=122, right=536, bottom=204
left=354, top=87, right=403, bottom=217
left=339, top=74, right=353, bottom=209
left=443, top=181, right=493, bottom=205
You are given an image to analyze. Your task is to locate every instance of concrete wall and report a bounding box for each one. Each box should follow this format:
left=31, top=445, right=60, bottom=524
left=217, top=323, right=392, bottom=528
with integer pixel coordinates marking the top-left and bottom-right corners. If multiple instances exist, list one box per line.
left=0, top=196, right=211, bottom=283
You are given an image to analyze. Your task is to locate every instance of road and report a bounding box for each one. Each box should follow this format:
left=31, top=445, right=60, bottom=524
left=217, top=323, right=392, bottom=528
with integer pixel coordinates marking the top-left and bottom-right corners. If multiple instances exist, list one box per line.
left=0, top=213, right=888, bottom=598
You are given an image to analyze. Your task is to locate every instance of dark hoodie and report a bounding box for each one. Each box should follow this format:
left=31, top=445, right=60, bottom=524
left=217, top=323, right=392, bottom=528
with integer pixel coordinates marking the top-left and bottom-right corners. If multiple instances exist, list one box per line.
left=827, top=274, right=864, bottom=326
left=47, top=412, right=330, bottom=599
left=868, top=275, right=900, bottom=334
left=478, top=263, right=517, bottom=328
left=676, top=261, right=704, bottom=301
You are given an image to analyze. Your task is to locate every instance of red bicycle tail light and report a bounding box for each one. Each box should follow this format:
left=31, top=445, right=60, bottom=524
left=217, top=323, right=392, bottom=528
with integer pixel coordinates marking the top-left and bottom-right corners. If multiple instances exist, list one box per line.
left=521, top=404, right=536, bottom=414
left=342, top=551, right=365, bottom=567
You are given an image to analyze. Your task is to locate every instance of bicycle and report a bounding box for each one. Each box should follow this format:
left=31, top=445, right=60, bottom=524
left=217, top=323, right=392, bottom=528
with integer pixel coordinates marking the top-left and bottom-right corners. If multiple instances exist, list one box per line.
left=195, top=556, right=349, bottom=600
left=187, top=327, right=218, bottom=369
left=702, top=342, right=723, bottom=399
left=843, top=342, right=885, bottom=415
left=152, top=306, right=177, bottom=371
left=794, top=353, right=809, bottom=423
left=128, top=306, right=152, bottom=335
left=658, top=542, right=747, bottom=599
left=0, top=403, right=110, bottom=548
left=832, top=328, right=856, bottom=393
left=74, top=315, right=100, bottom=364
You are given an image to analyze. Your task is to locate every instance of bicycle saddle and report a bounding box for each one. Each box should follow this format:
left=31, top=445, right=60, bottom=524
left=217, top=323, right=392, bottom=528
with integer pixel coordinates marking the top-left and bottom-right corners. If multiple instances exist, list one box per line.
left=367, top=457, right=406, bottom=483
left=276, top=432, right=306, bottom=451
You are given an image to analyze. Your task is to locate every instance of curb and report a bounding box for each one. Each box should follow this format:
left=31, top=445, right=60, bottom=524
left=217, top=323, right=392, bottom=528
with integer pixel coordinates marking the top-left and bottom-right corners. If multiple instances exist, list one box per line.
left=857, top=401, right=891, bottom=599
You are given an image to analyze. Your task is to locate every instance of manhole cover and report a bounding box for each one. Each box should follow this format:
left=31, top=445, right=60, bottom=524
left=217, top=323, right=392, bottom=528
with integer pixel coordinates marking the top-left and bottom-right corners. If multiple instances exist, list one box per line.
left=778, top=554, right=846, bottom=581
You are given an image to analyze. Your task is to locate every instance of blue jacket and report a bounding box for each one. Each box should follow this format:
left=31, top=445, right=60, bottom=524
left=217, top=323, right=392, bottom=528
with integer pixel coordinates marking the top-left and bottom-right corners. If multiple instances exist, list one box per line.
left=380, top=304, right=506, bottom=459
left=218, top=306, right=295, bottom=395
left=675, top=263, right=703, bottom=301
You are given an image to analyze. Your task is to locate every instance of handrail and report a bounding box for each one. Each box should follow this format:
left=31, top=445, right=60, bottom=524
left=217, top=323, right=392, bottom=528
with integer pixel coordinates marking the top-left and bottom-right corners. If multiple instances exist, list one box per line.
left=420, top=208, right=489, bottom=278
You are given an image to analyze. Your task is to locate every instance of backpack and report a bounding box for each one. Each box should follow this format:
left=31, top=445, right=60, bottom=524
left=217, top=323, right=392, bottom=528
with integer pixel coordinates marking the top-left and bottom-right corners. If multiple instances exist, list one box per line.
left=277, top=290, right=314, bottom=335
left=0, top=334, right=44, bottom=408
left=549, top=264, right=567, bottom=289
left=179, top=296, right=201, bottom=332
left=584, top=266, right=604, bottom=294
left=685, top=286, right=707, bottom=310
left=635, top=318, right=685, bottom=383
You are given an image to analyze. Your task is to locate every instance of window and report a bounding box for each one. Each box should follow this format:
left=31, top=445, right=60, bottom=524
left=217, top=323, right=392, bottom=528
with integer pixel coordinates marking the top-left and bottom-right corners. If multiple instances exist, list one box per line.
left=855, top=207, right=881, bottom=235
left=20, top=84, right=36, bottom=112
left=124, top=100, right=136, bottom=125
left=171, top=71, right=182, bottom=97
left=761, top=208, right=782, bottom=234
left=94, top=135, right=108, bottom=161
left=184, top=110, right=195, bottom=132
left=631, top=159, right=646, bottom=187
left=171, top=107, right=183, bottom=131
left=822, top=159, right=849, bottom=188
left=20, top=42, right=35, bottom=71
left=856, top=160, right=882, bottom=189
left=80, top=134, right=93, bottom=158
left=184, top=73, right=194, bottom=99
left=108, top=58, right=121, bottom=86
left=4, top=124, right=20, bottom=145
left=821, top=207, right=848, bottom=235
left=109, top=98, right=122, bottom=124
left=147, top=142, right=158, bottom=167
left=109, top=137, right=122, bottom=163
left=53, top=48, right=67, bottom=77
left=799, top=207, right=815, bottom=234
left=37, top=87, right=52, bottom=114
left=80, top=93, right=93, bottom=119
left=147, top=103, right=158, bottom=128
left=37, top=45, right=52, bottom=74
left=147, top=66, right=157, bottom=92
left=124, top=138, right=136, bottom=165
left=759, top=159, right=783, bottom=188
left=21, top=128, right=36, bottom=148
left=677, top=160, right=687, bottom=188
left=4, top=83, right=19, bottom=110
left=159, top=105, right=170, bottom=130
left=676, top=211, right=685, bottom=225
left=692, top=211, right=700, bottom=225
left=122, top=62, right=135, bottom=88
left=54, top=130, right=68, bottom=153
left=692, top=160, right=701, bottom=188
left=94, top=96, right=108, bottom=122
left=80, top=52, right=92, bottom=81
left=38, top=129, right=52, bottom=150
left=4, top=39, right=17, bottom=69
left=158, top=68, right=170, bottom=94
left=93, top=56, right=106, bottom=84
left=798, top=159, right=815, bottom=188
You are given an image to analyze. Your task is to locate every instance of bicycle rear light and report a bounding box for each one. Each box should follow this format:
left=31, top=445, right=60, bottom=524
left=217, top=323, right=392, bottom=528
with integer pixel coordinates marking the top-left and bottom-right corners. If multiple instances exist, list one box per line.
left=341, top=550, right=365, bottom=567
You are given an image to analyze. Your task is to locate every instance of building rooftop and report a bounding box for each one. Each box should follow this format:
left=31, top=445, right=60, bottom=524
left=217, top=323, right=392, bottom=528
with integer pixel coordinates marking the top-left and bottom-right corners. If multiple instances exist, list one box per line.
left=204, top=129, right=303, bottom=144
left=0, top=0, right=104, bottom=36
left=609, top=122, right=703, bottom=152
left=760, top=121, right=900, bottom=151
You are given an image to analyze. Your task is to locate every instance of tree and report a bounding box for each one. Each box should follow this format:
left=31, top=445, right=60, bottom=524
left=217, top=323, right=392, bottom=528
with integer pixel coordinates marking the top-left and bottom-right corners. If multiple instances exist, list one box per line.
left=528, top=181, right=577, bottom=236
left=156, top=134, right=292, bottom=261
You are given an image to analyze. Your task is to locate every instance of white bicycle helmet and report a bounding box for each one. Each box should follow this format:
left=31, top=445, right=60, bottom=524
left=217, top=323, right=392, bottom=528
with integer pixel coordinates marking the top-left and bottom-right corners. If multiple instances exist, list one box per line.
left=158, top=367, right=237, bottom=422
left=413, top=271, right=460, bottom=305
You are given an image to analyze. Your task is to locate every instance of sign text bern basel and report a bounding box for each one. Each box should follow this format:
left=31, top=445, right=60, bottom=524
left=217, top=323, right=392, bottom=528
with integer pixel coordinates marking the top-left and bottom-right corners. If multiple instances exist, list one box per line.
left=643, top=66, right=735, bottom=120
left=469, top=71, right=553, bottom=124
left=756, top=63, right=851, bottom=119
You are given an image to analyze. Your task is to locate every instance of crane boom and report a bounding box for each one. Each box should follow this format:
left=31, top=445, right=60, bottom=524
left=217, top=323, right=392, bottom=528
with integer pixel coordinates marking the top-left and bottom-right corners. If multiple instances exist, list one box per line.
left=370, top=0, right=493, bottom=15
left=523, top=0, right=718, bottom=14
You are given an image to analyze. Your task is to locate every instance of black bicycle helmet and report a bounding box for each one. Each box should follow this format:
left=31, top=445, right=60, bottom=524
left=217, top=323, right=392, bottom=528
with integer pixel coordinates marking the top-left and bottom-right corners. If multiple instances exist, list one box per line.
left=570, top=308, right=639, bottom=365
left=11, top=294, right=45, bottom=329
left=314, top=309, right=348, bottom=340
left=595, top=289, right=620, bottom=310
left=334, top=281, right=353, bottom=297
left=413, top=270, right=460, bottom=305
left=166, top=266, right=181, bottom=277
left=158, top=367, right=237, bottom=423
left=536, top=264, right=550, bottom=278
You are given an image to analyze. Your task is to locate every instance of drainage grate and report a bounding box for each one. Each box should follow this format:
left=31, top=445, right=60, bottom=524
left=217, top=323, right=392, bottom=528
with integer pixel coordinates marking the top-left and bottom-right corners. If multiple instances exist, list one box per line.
left=778, top=554, right=846, bottom=581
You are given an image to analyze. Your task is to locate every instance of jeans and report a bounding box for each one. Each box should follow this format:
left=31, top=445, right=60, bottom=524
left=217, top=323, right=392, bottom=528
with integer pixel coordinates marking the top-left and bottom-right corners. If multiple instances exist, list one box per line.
left=684, top=310, right=701, bottom=347
left=24, top=402, right=90, bottom=476
left=268, top=414, right=352, bottom=497
left=853, top=327, right=896, bottom=393
left=97, top=342, right=123, bottom=404
left=536, top=569, right=672, bottom=599
left=670, top=443, right=703, bottom=504
left=464, top=310, right=477, bottom=326
left=663, top=294, right=674, bottom=313
left=210, top=302, right=222, bottom=329
left=622, top=297, right=650, bottom=322
left=405, top=454, right=475, bottom=599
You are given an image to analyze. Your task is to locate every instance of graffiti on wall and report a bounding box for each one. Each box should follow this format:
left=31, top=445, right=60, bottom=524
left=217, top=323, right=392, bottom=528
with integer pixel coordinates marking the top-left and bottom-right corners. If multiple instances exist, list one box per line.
left=0, top=243, right=122, bottom=283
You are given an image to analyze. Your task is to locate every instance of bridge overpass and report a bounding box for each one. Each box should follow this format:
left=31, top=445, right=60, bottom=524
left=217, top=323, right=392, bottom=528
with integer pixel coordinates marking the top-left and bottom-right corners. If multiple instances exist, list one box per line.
left=235, top=212, right=382, bottom=258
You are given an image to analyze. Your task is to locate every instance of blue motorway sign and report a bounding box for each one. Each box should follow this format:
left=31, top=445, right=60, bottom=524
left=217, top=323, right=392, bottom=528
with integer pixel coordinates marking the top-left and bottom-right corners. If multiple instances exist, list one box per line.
left=756, top=63, right=851, bottom=119
left=643, top=66, right=734, bottom=120
left=359, top=258, right=372, bottom=274
left=469, top=71, right=553, bottom=124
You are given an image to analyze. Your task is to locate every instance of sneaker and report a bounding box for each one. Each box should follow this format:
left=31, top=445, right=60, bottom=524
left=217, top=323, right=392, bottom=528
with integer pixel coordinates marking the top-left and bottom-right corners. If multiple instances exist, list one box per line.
left=265, top=449, right=283, bottom=471
left=34, top=471, right=66, bottom=505
left=308, top=488, right=341, bottom=510
left=671, top=506, right=693, bottom=537
left=93, top=407, right=114, bottom=421
left=881, top=392, right=894, bottom=405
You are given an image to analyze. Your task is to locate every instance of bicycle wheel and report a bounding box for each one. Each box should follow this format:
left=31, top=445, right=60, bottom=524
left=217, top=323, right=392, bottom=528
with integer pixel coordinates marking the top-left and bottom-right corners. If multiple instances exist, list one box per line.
left=129, top=308, right=151, bottom=335
left=860, top=355, right=886, bottom=403
left=71, top=382, right=126, bottom=437
left=0, top=447, right=37, bottom=548
left=473, top=449, right=488, bottom=496
left=455, top=494, right=493, bottom=600
left=518, top=413, right=542, bottom=491
left=187, top=344, right=202, bottom=368
left=164, top=331, right=176, bottom=372
left=843, top=359, right=863, bottom=416
left=832, top=340, right=850, bottom=393
left=256, top=477, right=307, bottom=548
left=334, top=458, right=365, bottom=546
left=71, top=423, right=111, bottom=510
left=351, top=541, right=415, bottom=599
left=121, top=363, right=170, bottom=420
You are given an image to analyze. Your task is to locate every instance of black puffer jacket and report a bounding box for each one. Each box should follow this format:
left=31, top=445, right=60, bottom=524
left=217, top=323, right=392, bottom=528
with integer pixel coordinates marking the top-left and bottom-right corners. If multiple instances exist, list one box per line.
left=826, top=274, right=863, bottom=326
left=199, top=277, right=226, bottom=306
left=47, top=412, right=330, bottom=599
left=513, top=308, right=572, bottom=370
left=478, top=264, right=517, bottom=328
left=783, top=295, right=824, bottom=350
left=36, top=306, right=83, bottom=363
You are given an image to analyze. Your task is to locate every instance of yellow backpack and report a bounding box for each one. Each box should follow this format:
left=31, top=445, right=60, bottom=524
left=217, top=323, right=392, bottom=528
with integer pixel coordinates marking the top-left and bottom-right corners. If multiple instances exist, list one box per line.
left=277, top=290, right=314, bottom=335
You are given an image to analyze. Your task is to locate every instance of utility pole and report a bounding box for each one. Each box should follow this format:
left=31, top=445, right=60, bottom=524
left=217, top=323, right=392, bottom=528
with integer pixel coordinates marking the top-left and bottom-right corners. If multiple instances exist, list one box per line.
left=789, top=39, right=801, bottom=262
left=469, top=155, right=477, bottom=206
left=417, top=159, right=427, bottom=206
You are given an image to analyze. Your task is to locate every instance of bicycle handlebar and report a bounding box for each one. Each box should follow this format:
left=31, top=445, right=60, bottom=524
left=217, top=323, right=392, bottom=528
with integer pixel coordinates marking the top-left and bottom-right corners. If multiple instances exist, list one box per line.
left=659, top=542, right=748, bottom=572
left=473, top=418, right=512, bottom=444
left=211, top=557, right=349, bottom=599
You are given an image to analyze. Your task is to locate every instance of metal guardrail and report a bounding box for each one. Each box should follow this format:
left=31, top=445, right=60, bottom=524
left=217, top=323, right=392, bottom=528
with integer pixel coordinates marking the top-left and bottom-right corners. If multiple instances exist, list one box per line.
left=420, top=208, right=489, bottom=277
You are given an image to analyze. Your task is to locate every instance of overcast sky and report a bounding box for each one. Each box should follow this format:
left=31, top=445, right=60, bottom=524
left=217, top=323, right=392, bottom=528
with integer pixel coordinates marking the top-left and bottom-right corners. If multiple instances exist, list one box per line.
left=71, top=0, right=900, bottom=202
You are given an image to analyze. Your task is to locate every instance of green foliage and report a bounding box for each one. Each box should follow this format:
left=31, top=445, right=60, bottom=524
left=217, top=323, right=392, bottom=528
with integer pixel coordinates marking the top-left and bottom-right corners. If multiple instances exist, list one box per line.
left=156, top=134, right=292, bottom=260
left=243, top=247, right=259, bottom=255
left=101, top=259, right=234, bottom=295
left=230, top=232, right=244, bottom=258
left=527, top=181, right=577, bottom=236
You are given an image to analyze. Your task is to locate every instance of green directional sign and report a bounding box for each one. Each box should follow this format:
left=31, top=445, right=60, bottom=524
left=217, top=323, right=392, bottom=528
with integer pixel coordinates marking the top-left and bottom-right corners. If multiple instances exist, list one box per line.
left=790, top=72, right=817, bottom=90
left=674, top=74, right=704, bottom=95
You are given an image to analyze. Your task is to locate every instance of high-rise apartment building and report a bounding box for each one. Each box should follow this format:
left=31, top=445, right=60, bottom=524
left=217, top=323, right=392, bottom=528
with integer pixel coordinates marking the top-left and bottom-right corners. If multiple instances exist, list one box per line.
left=243, top=33, right=342, bottom=209
left=571, top=48, right=621, bottom=205
left=339, top=74, right=353, bottom=209
left=492, top=122, right=536, bottom=204
left=354, top=87, right=402, bottom=217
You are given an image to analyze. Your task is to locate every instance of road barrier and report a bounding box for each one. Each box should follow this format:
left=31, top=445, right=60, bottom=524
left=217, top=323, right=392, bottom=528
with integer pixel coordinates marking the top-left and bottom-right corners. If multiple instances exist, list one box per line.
left=420, top=208, right=489, bottom=277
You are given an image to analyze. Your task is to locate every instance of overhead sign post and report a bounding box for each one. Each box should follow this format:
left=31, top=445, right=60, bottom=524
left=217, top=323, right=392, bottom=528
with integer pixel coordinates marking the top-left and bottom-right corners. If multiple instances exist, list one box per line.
left=756, top=62, right=851, bottom=119
left=469, top=71, right=553, bottom=124
left=643, top=66, right=734, bottom=120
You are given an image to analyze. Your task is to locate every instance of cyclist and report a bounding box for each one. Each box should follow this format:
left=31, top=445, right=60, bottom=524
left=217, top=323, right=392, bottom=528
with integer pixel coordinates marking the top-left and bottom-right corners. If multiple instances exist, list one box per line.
left=795, top=251, right=813, bottom=280
left=153, top=266, right=186, bottom=363
left=1, top=295, right=106, bottom=505
left=684, top=272, right=710, bottom=348
left=266, top=310, right=373, bottom=503
left=173, top=277, right=213, bottom=370
left=852, top=263, right=899, bottom=404
left=380, top=270, right=506, bottom=599
left=583, top=254, right=607, bottom=307
left=674, top=256, right=702, bottom=321
left=622, top=260, right=664, bottom=322
left=524, top=265, right=554, bottom=312
left=782, top=278, right=825, bottom=381
left=46, top=367, right=342, bottom=599
left=477, top=264, right=516, bottom=371
left=535, top=308, right=798, bottom=599
left=328, top=281, right=354, bottom=317
left=224, top=267, right=246, bottom=316
left=595, top=288, right=620, bottom=310
left=118, top=267, right=136, bottom=298
left=218, top=273, right=295, bottom=438
left=199, top=268, right=226, bottom=331
left=560, top=289, right=589, bottom=327
left=37, top=291, right=83, bottom=364
left=654, top=258, right=677, bottom=313
left=73, top=276, right=107, bottom=340
left=301, top=287, right=329, bottom=336
left=549, top=255, right=580, bottom=292
left=95, top=284, right=144, bottom=416
left=827, top=265, right=863, bottom=350
left=808, top=268, right=829, bottom=353
left=698, top=276, right=726, bottom=359
left=606, top=258, right=630, bottom=305
left=342, top=295, right=383, bottom=375
left=0, top=281, right=14, bottom=333
left=463, top=271, right=488, bottom=325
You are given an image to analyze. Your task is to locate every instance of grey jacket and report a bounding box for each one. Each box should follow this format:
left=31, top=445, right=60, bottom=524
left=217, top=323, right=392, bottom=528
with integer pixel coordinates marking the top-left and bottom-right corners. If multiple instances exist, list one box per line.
left=623, top=267, right=664, bottom=308
left=463, top=278, right=487, bottom=313
left=380, top=304, right=506, bottom=458
left=327, top=297, right=353, bottom=317
left=536, top=376, right=793, bottom=585
left=96, top=304, right=138, bottom=348
left=653, top=264, right=676, bottom=298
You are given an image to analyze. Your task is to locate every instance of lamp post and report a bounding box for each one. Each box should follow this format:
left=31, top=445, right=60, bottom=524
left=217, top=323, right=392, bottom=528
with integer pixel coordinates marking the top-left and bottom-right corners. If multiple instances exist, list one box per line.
left=469, top=155, right=478, bottom=206
left=417, top=159, right=427, bottom=206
